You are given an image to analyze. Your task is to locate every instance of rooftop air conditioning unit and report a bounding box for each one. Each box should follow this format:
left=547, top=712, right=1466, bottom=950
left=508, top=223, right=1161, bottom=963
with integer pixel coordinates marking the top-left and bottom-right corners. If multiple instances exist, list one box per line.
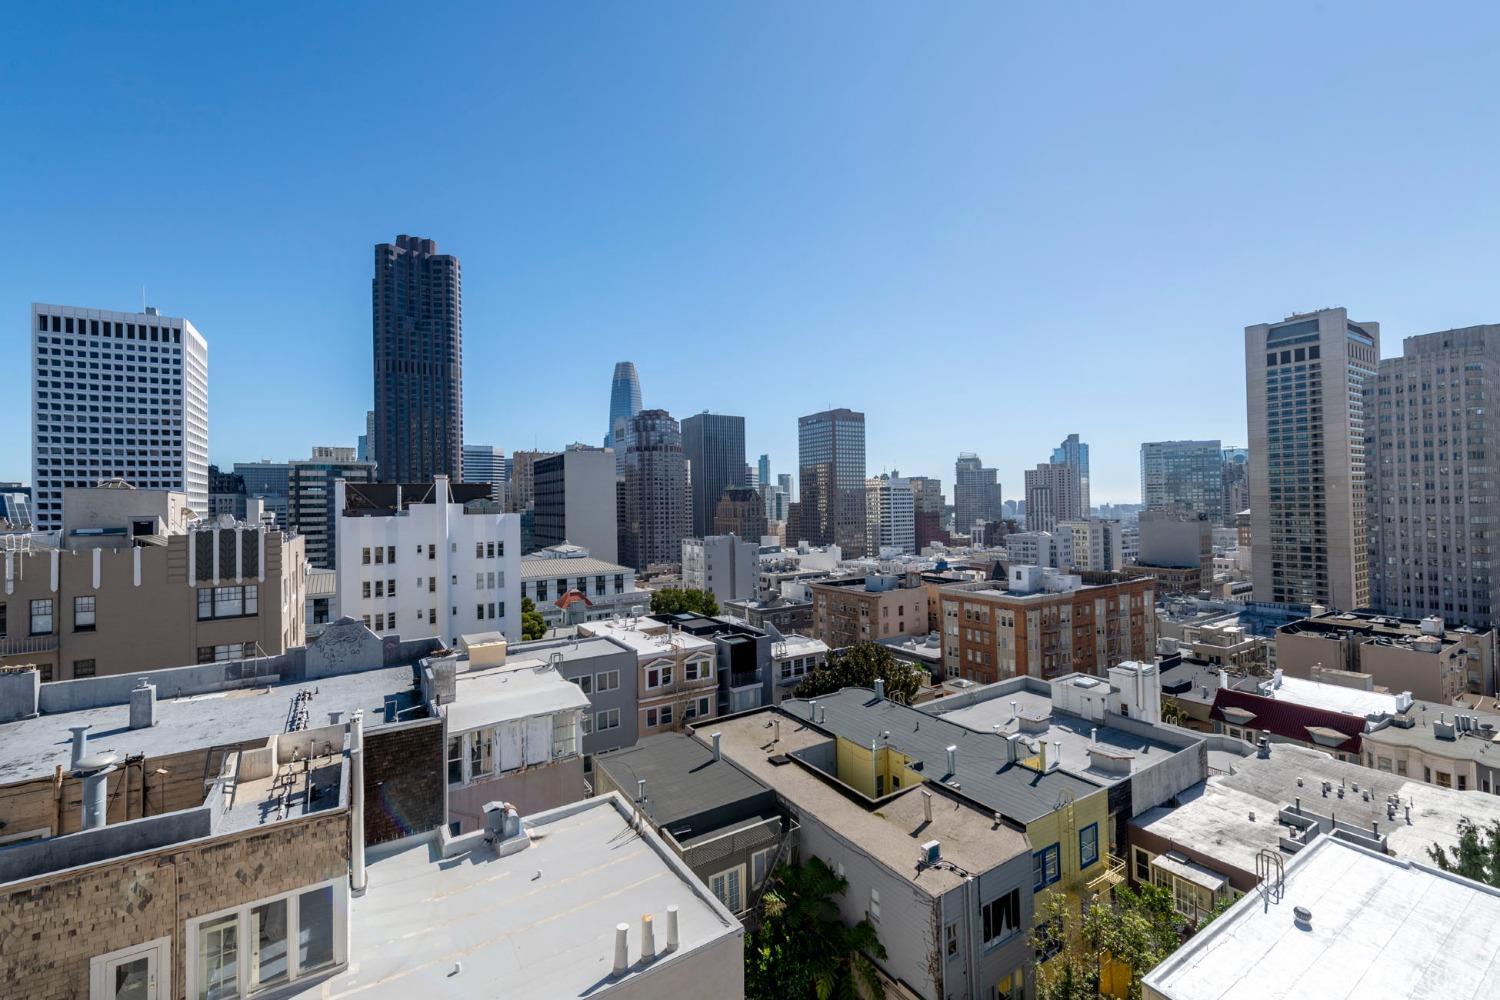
left=920, top=840, right=941, bottom=865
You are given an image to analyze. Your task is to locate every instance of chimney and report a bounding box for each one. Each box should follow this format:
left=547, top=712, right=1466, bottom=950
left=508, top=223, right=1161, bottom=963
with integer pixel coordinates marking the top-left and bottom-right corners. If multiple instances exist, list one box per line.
left=711, top=732, right=722, bottom=761
left=69, top=725, right=91, bottom=770
left=945, top=745, right=957, bottom=775
left=77, top=751, right=120, bottom=830
left=613, top=924, right=629, bottom=976
left=874, top=678, right=885, bottom=700
left=773, top=718, right=781, bottom=743
left=129, top=679, right=157, bottom=730
left=922, top=789, right=933, bottom=823
left=666, top=905, right=680, bottom=951
left=641, top=913, right=656, bottom=961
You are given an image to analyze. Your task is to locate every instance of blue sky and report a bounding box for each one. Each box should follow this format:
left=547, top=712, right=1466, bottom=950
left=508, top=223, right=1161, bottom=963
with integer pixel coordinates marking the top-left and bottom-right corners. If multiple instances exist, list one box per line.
left=4, top=4, right=1499, bottom=503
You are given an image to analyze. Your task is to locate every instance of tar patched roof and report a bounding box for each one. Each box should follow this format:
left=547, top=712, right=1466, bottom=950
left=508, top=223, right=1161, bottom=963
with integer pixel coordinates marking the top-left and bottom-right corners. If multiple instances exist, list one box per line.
left=780, top=688, right=1103, bottom=825
left=594, top=733, right=773, bottom=829
left=290, top=794, right=742, bottom=999
left=1143, top=837, right=1500, bottom=1000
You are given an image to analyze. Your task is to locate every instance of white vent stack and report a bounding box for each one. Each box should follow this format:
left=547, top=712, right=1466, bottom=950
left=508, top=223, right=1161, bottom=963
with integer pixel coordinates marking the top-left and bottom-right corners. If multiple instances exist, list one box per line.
left=666, top=905, right=680, bottom=951
left=129, top=679, right=157, bottom=730
left=922, top=789, right=933, bottom=822
left=946, top=745, right=957, bottom=775
left=77, top=750, right=120, bottom=830
left=613, top=924, right=629, bottom=975
left=874, top=678, right=885, bottom=700
left=640, top=913, right=656, bottom=961
left=773, top=718, right=781, bottom=743
left=69, top=724, right=91, bottom=770
left=711, top=732, right=722, bottom=761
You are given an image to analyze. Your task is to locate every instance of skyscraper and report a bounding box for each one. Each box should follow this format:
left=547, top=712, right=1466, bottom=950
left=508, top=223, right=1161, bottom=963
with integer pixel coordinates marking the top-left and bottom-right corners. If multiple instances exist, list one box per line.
left=462, top=444, right=506, bottom=503
left=1220, top=446, right=1249, bottom=525
left=1139, top=440, right=1224, bottom=518
left=1246, top=308, right=1379, bottom=609
left=1368, top=324, right=1500, bottom=628
left=372, top=235, right=462, bottom=484
left=797, top=408, right=867, bottom=557
left=30, top=304, right=208, bottom=530
left=865, top=474, right=916, bottom=555
left=758, top=454, right=771, bottom=491
left=908, top=475, right=947, bottom=551
left=1024, top=462, right=1085, bottom=532
left=1051, top=433, right=1091, bottom=515
left=358, top=409, right=375, bottom=465
left=532, top=445, right=618, bottom=563
left=681, top=412, right=746, bottom=539
left=289, top=447, right=376, bottom=570
left=605, top=361, right=643, bottom=473
left=620, top=409, right=689, bottom=570
left=953, top=452, right=1002, bottom=535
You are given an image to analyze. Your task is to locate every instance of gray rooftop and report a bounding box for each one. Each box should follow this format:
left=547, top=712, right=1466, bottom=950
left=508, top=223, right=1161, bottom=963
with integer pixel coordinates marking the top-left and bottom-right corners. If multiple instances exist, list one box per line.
left=595, top=733, right=773, bottom=831
left=932, top=687, right=1188, bottom=784
left=508, top=635, right=636, bottom=666
left=290, top=794, right=742, bottom=999
left=520, top=555, right=630, bottom=580
left=1143, top=836, right=1500, bottom=1000
left=780, top=688, right=1103, bottom=825
left=0, top=664, right=422, bottom=785
left=1362, top=702, right=1500, bottom=761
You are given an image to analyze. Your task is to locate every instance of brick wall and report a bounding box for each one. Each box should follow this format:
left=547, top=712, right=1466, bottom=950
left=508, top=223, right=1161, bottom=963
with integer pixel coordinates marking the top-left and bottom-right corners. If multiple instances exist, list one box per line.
left=364, top=718, right=445, bottom=845
left=0, top=809, right=348, bottom=1000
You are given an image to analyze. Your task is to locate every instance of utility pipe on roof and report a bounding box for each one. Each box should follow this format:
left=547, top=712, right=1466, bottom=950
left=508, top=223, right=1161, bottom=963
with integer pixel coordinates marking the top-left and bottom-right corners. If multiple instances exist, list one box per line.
left=351, top=711, right=367, bottom=894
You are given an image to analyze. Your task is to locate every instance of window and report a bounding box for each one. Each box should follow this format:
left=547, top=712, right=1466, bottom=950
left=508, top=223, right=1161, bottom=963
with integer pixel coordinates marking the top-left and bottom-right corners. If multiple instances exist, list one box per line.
left=30, top=598, right=53, bottom=635
left=73, top=595, right=96, bottom=631
left=684, top=696, right=710, bottom=720
left=188, top=881, right=343, bottom=1000
left=1133, top=846, right=1152, bottom=883
left=574, top=674, right=593, bottom=695
left=580, top=714, right=594, bottom=736
left=1079, top=823, right=1099, bottom=869
left=488, top=542, right=497, bottom=558
left=362, top=547, right=371, bottom=565
left=868, top=887, right=880, bottom=922
left=997, top=968, right=1025, bottom=1000
left=684, top=658, right=711, bottom=682
left=1036, top=914, right=1064, bottom=960
left=596, top=708, right=620, bottom=732
left=362, top=581, right=372, bottom=600
left=981, top=888, right=1021, bottom=947
left=709, top=866, right=744, bottom=913
left=73, top=659, right=96, bottom=678
left=197, top=585, right=258, bottom=620
left=945, top=921, right=958, bottom=957
left=386, top=546, right=395, bottom=564
left=428, top=544, right=436, bottom=560
left=752, top=848, right=772, bottom=886
left=1032, top=843, right=1061, bottom=890
left=470, top=730, right=494, bottom=778
left=447, top=736, right=464, bottom=785
left=373, top=547, right=384, bottom=565
left=646, top=663, right=673, bottom=688
left=596, top=671, right=619, bottom=693
left=475, top=542, right=484, bottom=559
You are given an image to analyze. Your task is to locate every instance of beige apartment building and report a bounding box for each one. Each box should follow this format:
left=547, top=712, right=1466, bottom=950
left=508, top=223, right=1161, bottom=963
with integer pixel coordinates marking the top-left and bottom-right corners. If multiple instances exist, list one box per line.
left=1276, top=609, right=1494, bottom=704
left=576, top=616, right=720, bottom=736
left=809, top=575, right=927, bottom=649
left=939, top=565, right=1156, bottom=685
left=0, top=484, right=303, bottom=680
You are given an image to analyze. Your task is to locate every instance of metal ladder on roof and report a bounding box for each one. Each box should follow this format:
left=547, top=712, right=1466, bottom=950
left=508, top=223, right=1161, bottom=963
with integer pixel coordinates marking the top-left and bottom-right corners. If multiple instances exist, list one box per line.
left=1256, top=847, right=1285, bottom=903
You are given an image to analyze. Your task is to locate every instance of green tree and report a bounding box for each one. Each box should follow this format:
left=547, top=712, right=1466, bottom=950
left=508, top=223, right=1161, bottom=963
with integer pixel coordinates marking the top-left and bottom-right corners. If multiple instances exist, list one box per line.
left=520, top=596, right=548, bottom=640
left=1428, top=817, right=1500, bottom=886
left=649, top=587, right=720, bottom=616
left=746, top=856, right=886, bottom=1000
left=1159, top=701, right=1188, bottom=726
left=1033, top=883, right=1202, bottom=1000
left=794, top=642, right=924, bottom=704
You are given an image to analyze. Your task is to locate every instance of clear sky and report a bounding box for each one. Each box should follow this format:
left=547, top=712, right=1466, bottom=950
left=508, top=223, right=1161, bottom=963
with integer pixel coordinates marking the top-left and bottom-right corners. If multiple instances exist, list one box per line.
left=4, top=3, right=1499, bottom=503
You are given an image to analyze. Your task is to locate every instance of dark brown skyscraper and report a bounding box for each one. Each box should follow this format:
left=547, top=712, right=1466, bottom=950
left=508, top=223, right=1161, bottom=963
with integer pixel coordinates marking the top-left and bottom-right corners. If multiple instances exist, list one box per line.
left=372, top=235, right=462, bottom=483
left=797, top=408, right=866, bottom=557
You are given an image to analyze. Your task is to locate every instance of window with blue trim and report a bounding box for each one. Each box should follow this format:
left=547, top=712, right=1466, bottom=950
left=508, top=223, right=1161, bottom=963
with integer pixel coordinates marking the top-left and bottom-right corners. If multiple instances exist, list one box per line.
left=1079, top=823, right=1099, bottom=869
left=1032, top=844, right=1061, bottom=891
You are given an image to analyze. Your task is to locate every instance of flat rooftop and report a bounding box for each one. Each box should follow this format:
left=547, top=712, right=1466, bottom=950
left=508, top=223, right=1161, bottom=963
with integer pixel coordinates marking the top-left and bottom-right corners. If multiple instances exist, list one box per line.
left=1134, top=743, right=1500, bottom=876
left=0, top=664, right=422, bottom=786
left=709, top=712, right=1029, bottom=894
left=446, top=658, right=590, bottom=734
left=1143, top=836, right=1500, bottom=1000
left=577, top=619, right=716, bottom=658
left=1260, top=674, right=1406, bottom=717
left=595, top=733, right=772, bottom=831
left=292, top=795, right=741, bottom=999
left=932, top=688, right=1188, bottom=783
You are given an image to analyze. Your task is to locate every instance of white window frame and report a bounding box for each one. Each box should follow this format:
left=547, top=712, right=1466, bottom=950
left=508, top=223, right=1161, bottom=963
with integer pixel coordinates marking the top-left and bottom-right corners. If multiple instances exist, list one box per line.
left=597, top=708, right=620, bottom=732
left=709, top=864, right=745, bottom=913
left=751, top=847, right=772, bottom=887
left=91, top=936, right=171, bottom=1000
left=184, top=878, right=348, bottom=1000
left=595, top=670, right=620, bottom=693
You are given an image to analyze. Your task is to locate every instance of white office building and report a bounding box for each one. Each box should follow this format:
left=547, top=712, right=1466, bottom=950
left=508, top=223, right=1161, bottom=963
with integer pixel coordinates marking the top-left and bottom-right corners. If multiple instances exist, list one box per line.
left=864, top=474, right=915, bottom=555
left=335, top=476, right=521, bottom=644
left=1056, top=517, right=1125, bottom=572
left=461, top=443, right=506, bottom=503
left=31, top=303, right=209, bottom=530
left=683, top=534, right=760, bottom=604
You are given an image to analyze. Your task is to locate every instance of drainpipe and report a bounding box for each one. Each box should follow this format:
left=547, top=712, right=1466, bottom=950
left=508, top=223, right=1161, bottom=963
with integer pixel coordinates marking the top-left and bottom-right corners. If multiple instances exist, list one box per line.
left=350, top=711, right=367, bottom=894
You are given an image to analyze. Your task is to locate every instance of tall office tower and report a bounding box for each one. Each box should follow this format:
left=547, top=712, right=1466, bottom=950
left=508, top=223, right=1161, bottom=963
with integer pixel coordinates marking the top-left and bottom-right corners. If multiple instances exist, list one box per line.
left=506, top=449, right=558, bottom=513
left=1246, top=308, right=1379, bottom=609
left=953, top=452, right=1003, bottom=535
left=797, top=408, right=867, bottom=557
left=1139, top=440, right=1224, bottom=518
left=1051, top=433, right=1091, bottom=514
left=605, top=361, right=643, bottom=474
left=1221, top=446, right=1249, bottom=525
left=865, top=475, right=916, bottom=555
left=758, top=455, right=771, bottom=491
left=30, top=304, right=208, bottom=530
left=233, top=459, right=292, bottom=526
left=358, top=409, right=376, bottom=464
left=462, top=444, right=506, bottom=502
left=908, top=475, right=947, bottom=551
left=372, top=234, right=462, bottom=484
left=1368, top=325, right=1500, bottom=627
left=532, top=445, right=619, bottom=563
left=620, top=409, right=689, bottom=570
left=1024, top=461, right=1085, bottom=532
left=289, top=446, right=377, bottom=569
left=681, top=412, right=746, bottom=539
left=713, top=486, right=769, bottom=539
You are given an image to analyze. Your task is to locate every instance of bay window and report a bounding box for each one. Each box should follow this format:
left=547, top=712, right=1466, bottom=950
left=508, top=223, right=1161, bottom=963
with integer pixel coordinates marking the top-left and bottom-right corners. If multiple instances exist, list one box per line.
left=189, top=881, right=344, bottom=999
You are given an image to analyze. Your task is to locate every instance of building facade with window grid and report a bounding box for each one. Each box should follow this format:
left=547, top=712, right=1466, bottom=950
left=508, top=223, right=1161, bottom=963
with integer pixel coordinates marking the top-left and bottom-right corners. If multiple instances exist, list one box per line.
left=30, top=303, right=209, bottom=531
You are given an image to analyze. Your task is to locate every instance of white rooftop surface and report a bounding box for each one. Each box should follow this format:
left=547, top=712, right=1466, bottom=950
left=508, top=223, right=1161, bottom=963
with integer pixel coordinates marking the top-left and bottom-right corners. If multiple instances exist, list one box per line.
left=446, top=660, right=590, bottom=734
left=1264, top=674, right=1403, bottom=717
left=774, top=634, right=828, bottom=654
left=579, top=619, right=716, bottom=658
left=296, top=795, right=741, bottom=999
left=1143, top=837, right=1500, bottom=1000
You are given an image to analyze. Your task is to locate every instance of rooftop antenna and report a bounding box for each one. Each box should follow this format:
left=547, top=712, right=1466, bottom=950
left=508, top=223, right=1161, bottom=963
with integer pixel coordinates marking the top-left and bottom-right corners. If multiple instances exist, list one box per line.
left=141, top=285, right=146, bottom=312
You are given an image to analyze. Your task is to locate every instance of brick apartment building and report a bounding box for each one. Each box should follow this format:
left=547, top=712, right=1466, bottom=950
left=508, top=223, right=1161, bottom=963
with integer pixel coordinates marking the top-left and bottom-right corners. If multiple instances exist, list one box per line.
left=809, top=575, right=928, bottom=649
left=939, top=565, right=1156, bottom=684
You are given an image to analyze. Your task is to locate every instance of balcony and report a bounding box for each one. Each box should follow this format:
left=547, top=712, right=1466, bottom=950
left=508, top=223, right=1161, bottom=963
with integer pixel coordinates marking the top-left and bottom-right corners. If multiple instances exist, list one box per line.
left=1086, top=853, right=1126, bottom=895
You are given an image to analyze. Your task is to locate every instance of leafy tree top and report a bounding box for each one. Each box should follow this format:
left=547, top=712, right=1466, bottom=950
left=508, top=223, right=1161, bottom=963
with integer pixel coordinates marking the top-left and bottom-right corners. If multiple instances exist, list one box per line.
left=794, top=642, right=925, bottom=703
left=649, top=587, right=720, bottom=617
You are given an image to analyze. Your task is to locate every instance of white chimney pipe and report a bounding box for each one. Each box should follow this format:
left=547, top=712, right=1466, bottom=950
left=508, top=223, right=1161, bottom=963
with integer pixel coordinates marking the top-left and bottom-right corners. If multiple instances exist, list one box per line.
left=946, top=745, right=957, bottom=775
left=613, top=924, right=629, bottom=975
left=874, top=678, right=885, bottom=700
left=641, top=913, right=656, bottom=961
left=69, top=725, right=90, bottom=771
left=712, top=732, right=722, bottom=761
left=666, top=905, right=680, bottom=951
left=922, top=789, right=933, bottom=823
left=350, top=711, right=368, bottom=894
left=773, top=718, right=781, bottom=743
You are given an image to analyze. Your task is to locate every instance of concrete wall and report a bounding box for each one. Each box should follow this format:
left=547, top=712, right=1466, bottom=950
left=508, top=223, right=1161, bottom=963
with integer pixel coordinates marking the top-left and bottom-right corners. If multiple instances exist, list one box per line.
left=0, top=805, right=213, bottom=884
left=0, top=808, right=349, bottom=1000
left=1102, top=712, right=1209, bottom=817
left=448, top=756, right=586, bottom=833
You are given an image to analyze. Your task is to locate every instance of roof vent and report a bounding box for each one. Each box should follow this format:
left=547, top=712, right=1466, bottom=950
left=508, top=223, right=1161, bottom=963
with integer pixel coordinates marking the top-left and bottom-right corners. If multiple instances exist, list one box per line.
left=945, top=745, right=957, bottom=776
left=1293, top=905, right=1313, bottom=929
